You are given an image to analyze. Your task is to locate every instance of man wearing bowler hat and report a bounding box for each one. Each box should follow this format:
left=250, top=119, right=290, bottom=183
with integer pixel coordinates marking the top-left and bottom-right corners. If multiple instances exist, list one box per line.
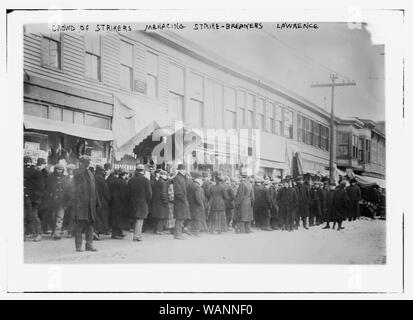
left=128, top=163, right=152, bottom=241
left=72, top=156, right=100, bottom=252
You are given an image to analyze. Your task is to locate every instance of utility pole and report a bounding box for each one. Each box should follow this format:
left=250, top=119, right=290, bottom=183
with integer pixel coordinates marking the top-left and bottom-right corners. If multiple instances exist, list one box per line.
left=311, top=74, right=356, bottom=184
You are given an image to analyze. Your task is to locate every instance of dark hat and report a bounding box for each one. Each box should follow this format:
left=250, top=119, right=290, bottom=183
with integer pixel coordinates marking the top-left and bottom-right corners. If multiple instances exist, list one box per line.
left=296, top=176, right=303, bottom=182
left=191, top=172, right=202, bottom=179
left=95, top=165, right=104, bottom=175
left=79, top=155, right=91, bottom=166
left=118, top=168, right=128, bottom=176
left=37, top=158, right=46, bottom=166
left=24, top=156, right=32, bottom=164
left=350, top=178, right=357, bottom=184
left=177, top=164, right=186, bottom=171
left=104, top=163, right=112, bottom=170
left=285, top=175, right=292, bottom=180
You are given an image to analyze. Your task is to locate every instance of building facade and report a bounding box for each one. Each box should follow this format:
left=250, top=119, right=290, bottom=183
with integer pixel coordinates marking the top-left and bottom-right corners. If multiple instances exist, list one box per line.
left=23, top=27, right=384, bottom=179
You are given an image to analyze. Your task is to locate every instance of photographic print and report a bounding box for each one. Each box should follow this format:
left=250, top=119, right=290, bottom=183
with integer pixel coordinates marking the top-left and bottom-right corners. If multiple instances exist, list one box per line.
left=20, top=19, right=388, bottom=265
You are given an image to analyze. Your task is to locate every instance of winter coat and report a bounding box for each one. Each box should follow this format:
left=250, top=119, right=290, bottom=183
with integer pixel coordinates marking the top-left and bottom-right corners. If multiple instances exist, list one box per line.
left=44, top=172, right=71, bottom=210
left=187, top=180, right=206, bottom=222
left=73, top=169, right=100, bottom=222
left=95, top=174, right=111, bottom=232
left=347, top=184, right=361, bottom=216
left=24, top=166, right=45, bottom=204
left=128, top=172, right=152, bottom=219
left=224, top=184, right=236, bottom=209
left=209, top=181, right=230, bottom=212
left=332, top=186, right=350, bottom=221
left=150, top=178, right=170, bottom=220
left=109, top=177, right=130, bottom=229
left=173, top=172, right=191, bottom=220
left=296, top=184, right=311, bottom=218
left=234, top=179, right=255, bottom=222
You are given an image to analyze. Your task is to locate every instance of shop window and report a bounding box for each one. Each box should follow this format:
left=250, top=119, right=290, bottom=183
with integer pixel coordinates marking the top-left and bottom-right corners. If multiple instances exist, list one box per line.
left=85, top=114, right=111, bottom=130
left=24, top=102, right=48, bottom=118
left=49, top=106, right=62, bottom=121
left=84, top=34, right=101, bottom=81
left=119, top=40, right=133, bottom=90
left=146, top=51, right=158, bottom=98
left=41, top=33, right=61, bottom=69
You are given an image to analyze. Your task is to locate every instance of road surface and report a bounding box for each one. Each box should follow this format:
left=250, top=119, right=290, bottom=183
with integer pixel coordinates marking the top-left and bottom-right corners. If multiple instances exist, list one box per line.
left=24, top=218, right=386, bottom=264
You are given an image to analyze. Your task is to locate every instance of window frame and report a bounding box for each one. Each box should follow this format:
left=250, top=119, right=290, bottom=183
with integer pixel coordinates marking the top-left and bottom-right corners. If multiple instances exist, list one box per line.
left=119, top=39, right=134, bottom=91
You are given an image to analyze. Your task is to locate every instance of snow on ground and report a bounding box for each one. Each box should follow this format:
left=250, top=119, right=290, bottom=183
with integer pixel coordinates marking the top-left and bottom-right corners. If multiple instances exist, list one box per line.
left=24, top=219, right=386, bottom=264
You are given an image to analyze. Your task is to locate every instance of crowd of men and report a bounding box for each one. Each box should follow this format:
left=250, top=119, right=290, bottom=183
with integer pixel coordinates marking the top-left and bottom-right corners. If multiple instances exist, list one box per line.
left=23, top=155, right=385, bottom=252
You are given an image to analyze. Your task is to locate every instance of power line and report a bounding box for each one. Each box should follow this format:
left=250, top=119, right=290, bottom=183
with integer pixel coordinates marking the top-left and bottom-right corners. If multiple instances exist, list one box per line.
left=262, top=29, right=353, bottom=82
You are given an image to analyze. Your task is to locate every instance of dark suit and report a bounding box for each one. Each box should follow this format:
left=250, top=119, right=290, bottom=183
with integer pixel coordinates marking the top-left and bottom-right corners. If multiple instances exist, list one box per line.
left=172, top=172, right=190, bottom=237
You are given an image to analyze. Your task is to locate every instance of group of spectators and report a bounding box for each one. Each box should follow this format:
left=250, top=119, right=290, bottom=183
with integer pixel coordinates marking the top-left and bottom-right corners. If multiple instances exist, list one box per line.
left=23, top=154, right=385, bottom=252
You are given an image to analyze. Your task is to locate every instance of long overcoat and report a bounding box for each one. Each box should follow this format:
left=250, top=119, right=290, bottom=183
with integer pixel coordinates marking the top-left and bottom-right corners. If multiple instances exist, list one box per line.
left=234, top=180, right=255, bottom=222
left=109, top=177, right=130, bottom=229
left=150, top=178, right=170, bottom=220
left=296, top=184, right=311, bottom=218
left=73, top=169, right=100, bottom=222
left=347, top=184, right=361, bottom=217
left=128, top=172, right=152, bottom=219
left=173, top=172, right=191, bottom=220
left=209, top=182, right=229, bottom=213
left=95, top=173, right=111, bottom=232
left=187, top=180, right=206, bottom=222
left=332, top=186, right=350, bottom=221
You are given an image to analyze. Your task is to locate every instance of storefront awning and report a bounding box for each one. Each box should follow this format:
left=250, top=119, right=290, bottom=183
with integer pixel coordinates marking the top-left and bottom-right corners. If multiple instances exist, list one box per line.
left=24, top=115, right=114, bottom=141
left=355, top=174, right=386, bottom=188
left=112, top=94, right=172, bottom=160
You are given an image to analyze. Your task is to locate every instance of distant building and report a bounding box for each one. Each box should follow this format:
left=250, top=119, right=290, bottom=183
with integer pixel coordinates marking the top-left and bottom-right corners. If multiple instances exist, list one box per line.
left=23, top=27, right=384, bottom=180
left=336, top=118, right=385, bottom=179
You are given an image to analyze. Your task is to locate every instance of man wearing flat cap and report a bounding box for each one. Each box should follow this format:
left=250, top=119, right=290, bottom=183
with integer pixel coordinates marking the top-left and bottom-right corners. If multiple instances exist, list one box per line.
left=72, top=156, right=100, bottom=252
left=128, top=163, right=152, bottom=241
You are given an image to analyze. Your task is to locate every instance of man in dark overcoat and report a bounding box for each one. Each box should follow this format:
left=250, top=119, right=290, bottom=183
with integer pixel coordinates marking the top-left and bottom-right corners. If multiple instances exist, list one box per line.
left=311, top=181, right=325, bottom=226
left=128, top=164, right=152, bottom=241
left=109, top=169, right=129, bottom=239
left=187, top=172, right=206, bottom=237
left=295, top=176, right=311, bottom=229
left=150, top=169, right=170, bottom=234
left=73, top=156, right=100, bottom=252
left=224, top=178, right=236, bottom=230
left=347, top=178, right=361, bottom=221
left=322, top=182, right=336, bottom=229
left=276, top=180, right=290, bottom=231
left=332, top=180, right=350, bottom=231
left=94, top=165, right=111, bottom=238
left=23, top=156, right=44, bottom=241
left=234, top=170, right=255, bottom=234
left=172, top=164, right=191, bottom=239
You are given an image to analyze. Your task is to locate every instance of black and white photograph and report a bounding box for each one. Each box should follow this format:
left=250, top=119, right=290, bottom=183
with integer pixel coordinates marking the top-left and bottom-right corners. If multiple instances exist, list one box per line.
left=21, top=20, right=387, bottom=265
left=1, top=3, right=409, bottom=298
